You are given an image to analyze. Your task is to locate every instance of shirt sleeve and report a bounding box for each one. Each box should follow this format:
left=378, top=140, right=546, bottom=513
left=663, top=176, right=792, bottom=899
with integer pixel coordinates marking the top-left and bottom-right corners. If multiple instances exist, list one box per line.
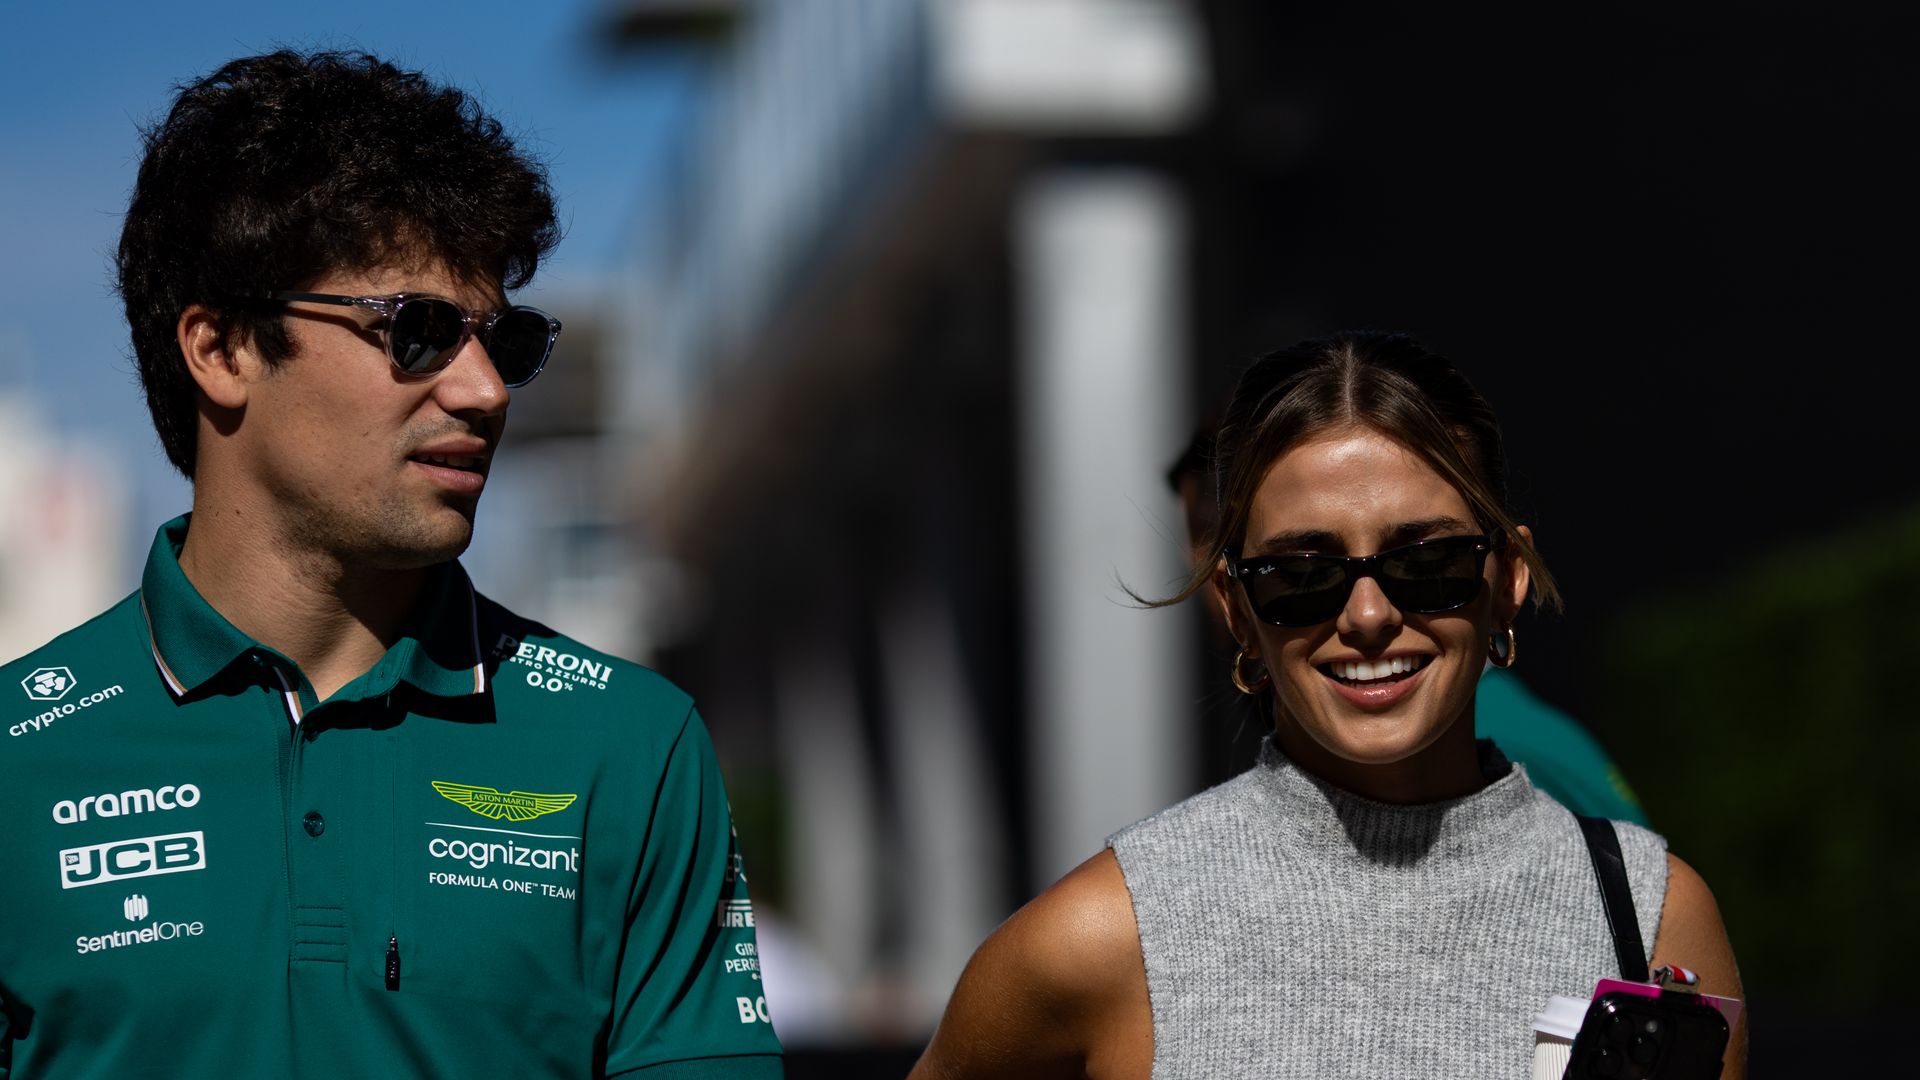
left=1475, top=668, right=1651, bottom=826
left=604, top=708, right=784, bottom=1078
left=0, top=982, right=15, bottom=1080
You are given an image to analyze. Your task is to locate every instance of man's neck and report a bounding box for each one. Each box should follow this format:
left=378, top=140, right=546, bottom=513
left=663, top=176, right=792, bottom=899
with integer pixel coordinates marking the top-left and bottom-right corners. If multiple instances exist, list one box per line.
left=177, top=501, right=430, bottom=703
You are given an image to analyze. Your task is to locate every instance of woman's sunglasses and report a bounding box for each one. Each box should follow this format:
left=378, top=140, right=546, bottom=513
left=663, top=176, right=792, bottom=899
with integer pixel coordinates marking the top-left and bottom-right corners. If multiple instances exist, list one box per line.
left=1226, top=533, right=1500, bottom=627
left=264, top=291, right=562, bottom=387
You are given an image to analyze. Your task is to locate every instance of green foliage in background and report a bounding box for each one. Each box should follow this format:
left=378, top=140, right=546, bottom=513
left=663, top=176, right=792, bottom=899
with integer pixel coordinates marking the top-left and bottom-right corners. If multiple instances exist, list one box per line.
left=1595, top=503, right=1920, bottom=1000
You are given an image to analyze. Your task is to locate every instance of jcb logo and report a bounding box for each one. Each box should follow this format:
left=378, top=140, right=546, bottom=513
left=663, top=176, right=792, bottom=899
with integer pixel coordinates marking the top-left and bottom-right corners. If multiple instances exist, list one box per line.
left=59, top=831, right=205, bottom=890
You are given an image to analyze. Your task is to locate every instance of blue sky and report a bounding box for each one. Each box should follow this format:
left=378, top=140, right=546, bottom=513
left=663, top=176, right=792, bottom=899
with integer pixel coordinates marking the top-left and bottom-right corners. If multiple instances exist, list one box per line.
left=0, top=1, right=702, bottom=560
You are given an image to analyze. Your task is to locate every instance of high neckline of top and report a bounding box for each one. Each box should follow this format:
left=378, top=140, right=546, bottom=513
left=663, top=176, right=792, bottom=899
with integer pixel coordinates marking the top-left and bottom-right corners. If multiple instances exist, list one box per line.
left=1248, top=737, right=1546, bottom=882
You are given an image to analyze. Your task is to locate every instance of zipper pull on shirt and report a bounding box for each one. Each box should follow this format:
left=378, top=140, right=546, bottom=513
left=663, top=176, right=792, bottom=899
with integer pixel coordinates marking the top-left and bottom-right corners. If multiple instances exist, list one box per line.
left=386, top=934, right=401, bottom=991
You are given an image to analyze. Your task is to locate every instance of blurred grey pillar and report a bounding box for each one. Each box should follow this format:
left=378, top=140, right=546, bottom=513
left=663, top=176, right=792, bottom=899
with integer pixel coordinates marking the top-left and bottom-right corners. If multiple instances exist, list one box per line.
left=879, top=587, right=1007, bottom=1021
left=1016, top=171, right=1194, bottom=885
left=772, top=648, right=873, bottom=1039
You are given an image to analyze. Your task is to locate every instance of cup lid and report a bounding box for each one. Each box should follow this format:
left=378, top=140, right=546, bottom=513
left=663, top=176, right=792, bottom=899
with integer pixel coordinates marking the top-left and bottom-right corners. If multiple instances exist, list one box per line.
left=1532, top=994, right=1590, bottom=1039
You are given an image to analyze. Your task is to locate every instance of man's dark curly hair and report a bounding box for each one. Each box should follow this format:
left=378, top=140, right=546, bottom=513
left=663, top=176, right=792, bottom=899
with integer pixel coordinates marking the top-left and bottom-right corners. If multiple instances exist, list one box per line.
left=115, top=49, right=562, bottom=477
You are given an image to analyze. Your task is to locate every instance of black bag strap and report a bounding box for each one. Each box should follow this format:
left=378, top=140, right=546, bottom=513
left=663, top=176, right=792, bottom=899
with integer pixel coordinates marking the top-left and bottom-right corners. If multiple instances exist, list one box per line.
left=1575, top=814, right=1650, bottom=983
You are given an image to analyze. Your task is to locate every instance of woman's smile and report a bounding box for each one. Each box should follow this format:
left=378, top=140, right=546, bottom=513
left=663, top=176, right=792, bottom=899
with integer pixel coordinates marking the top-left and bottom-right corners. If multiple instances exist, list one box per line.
left=1314, top=651, right=1434, bottom=710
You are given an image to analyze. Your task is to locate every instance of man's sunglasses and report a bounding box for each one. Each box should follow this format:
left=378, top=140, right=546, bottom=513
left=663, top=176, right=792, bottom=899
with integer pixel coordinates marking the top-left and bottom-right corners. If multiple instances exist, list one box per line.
left=1226, top=533, right=1501, bottom=627
left=264, top=291, right=562, bottom=387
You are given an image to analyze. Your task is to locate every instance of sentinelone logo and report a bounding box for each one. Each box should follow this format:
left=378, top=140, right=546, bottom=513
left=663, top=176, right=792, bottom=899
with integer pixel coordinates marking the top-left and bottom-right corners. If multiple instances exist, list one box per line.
left=11, top=683, right=125, bottom=737
left=76, top=893, right=206, bottom=955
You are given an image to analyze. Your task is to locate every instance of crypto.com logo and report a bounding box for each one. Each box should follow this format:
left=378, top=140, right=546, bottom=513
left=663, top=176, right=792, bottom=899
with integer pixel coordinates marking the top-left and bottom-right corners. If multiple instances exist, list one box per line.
left=23, top=667, right=75, bottom=702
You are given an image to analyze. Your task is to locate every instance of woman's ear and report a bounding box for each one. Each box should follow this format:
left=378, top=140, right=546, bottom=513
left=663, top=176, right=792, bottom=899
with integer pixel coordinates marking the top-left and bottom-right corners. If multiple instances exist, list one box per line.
left=1497, top=524, right=1536, bottom=623
left=177, top=305, right=254, bottom=410
left=1211, top=560, right=1256, bottom=656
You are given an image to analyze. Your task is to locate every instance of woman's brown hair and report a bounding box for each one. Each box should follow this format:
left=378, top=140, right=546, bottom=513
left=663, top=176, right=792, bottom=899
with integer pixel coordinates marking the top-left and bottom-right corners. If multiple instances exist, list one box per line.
left=1161, top=331, right=1562, bottom=611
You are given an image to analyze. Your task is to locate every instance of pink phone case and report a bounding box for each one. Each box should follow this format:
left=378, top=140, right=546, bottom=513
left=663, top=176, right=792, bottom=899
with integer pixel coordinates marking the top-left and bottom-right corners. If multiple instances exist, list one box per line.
left=1591, top=977, right=1743, bottom=1032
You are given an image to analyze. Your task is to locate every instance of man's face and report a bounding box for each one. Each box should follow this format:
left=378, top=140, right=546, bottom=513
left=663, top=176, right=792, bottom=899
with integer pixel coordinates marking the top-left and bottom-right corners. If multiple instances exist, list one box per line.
left=237, top=261, right=510, bottom=570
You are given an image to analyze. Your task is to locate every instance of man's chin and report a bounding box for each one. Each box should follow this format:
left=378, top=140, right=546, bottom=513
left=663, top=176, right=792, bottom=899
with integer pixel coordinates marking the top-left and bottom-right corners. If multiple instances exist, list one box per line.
left=357, top=513, right=476, bottom=571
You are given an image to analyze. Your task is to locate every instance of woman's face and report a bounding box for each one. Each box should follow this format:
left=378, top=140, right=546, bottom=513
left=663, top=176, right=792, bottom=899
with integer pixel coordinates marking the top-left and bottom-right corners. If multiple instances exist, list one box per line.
left=1213, top=426, right=1530, bottom=800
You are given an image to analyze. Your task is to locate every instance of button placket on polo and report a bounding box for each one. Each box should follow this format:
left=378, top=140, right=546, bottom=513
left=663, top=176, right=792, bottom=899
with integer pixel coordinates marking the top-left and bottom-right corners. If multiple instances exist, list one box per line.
left=281, top=669, right=349, bottom=970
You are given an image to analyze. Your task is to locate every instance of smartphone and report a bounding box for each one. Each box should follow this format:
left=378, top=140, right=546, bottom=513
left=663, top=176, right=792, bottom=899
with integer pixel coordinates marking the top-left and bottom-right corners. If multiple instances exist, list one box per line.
left=1561, top=979, right=1734, bottom=1079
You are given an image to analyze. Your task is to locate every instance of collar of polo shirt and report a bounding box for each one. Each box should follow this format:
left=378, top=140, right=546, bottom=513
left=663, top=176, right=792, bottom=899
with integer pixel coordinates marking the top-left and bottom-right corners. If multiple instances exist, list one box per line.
left=140, top=515, right=487, bottom=704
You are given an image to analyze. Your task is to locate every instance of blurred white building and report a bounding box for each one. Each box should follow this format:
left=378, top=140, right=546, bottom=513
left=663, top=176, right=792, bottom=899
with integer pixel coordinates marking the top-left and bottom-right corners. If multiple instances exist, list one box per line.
left=0, top=392, right=129, bottom=664
left=458, top=288, right=662, bottom=664
left=604, top=0, right=1209, bottom=1044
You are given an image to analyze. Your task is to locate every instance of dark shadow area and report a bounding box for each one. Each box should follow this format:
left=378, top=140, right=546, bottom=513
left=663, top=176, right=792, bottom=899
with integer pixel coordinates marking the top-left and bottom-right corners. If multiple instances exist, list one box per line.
left=1598, top=501, right=1920, bottom=1073
left=1188, top=3, right=1920, bottom=716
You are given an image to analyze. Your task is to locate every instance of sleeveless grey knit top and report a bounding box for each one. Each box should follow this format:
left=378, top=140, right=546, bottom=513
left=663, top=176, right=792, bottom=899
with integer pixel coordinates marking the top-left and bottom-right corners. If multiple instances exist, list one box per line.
left=1108, top=741, right=1667, bottom=1079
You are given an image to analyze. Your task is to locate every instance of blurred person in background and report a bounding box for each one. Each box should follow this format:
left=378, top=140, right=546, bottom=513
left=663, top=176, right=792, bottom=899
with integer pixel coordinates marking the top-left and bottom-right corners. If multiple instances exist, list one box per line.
left=1169, top=421, right=1650, bottom=824
left=0, top=50, right=780, bottom=1079
left=911, top=332, right=1741, bottom=1078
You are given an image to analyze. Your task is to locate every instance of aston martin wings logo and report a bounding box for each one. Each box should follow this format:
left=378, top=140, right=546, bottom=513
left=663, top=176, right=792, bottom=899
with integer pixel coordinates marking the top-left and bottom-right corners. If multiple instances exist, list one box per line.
left=431, top=781, right=578, bottom=823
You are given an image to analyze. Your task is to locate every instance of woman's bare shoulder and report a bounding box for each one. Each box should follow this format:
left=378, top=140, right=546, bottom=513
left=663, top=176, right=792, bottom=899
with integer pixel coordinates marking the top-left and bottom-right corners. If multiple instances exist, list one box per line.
left=1650, top=852, right=1746, bottom=1080
left=1014, top=848, right=1145, bottom=997
left=909, top=849, right=1153, bottom=1080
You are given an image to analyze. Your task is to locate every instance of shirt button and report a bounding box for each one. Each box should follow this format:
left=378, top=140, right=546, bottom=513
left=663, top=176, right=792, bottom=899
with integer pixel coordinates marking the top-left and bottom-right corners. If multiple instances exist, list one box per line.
left=302, top=811, right=326, bottom=837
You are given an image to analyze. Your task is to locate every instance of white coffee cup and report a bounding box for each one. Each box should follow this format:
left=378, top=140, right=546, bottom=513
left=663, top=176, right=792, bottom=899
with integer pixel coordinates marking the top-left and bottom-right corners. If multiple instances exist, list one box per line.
left=1531, top=994, right=1590, bottom=1080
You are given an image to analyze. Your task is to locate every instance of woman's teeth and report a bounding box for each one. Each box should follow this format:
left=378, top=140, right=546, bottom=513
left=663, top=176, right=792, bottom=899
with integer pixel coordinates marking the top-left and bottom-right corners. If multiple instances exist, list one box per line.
left=1323, top=655, right=1429, bottom=684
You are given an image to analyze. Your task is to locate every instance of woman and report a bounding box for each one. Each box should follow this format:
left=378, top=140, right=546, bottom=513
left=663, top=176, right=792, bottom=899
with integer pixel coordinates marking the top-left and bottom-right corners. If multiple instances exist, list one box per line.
left=909, top=333, right=1743, bottom=1078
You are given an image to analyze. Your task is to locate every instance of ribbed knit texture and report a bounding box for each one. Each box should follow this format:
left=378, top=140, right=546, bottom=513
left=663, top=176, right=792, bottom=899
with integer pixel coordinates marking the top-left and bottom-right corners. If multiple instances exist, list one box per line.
left=1108, top=740, right=1667, bottom=1079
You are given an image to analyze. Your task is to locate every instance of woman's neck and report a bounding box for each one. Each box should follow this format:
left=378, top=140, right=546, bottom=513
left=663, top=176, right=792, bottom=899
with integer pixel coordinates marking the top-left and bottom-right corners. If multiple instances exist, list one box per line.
left=1268, top=702, right=1489, bottom=804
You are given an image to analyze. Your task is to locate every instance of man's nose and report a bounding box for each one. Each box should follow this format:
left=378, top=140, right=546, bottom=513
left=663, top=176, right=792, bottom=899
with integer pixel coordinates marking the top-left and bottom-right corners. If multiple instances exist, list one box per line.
left=434, top=334, right=511, bottom=417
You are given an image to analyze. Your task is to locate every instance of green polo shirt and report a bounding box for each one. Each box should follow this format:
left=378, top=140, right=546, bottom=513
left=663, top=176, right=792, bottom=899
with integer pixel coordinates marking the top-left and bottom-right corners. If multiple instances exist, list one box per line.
left=0, top=517, right=783, bottom=1079
left=1476, top=667, right=1649, bottom=826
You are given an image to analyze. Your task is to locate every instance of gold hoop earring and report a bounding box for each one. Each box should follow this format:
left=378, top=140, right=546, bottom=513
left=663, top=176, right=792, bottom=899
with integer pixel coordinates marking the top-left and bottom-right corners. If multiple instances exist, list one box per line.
left=1488, top=625, right=1518, bottom=669
left=1231, top=648, right=1271, bottom=694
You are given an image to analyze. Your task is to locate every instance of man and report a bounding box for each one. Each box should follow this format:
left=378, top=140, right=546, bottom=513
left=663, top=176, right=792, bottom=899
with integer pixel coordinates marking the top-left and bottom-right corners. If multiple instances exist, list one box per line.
left=0, top=50, right=781, bottom=1078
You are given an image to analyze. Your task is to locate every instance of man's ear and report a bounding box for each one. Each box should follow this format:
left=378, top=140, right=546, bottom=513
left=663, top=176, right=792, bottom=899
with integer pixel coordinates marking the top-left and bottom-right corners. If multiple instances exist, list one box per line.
left=177, top=305, right=254, bottom=410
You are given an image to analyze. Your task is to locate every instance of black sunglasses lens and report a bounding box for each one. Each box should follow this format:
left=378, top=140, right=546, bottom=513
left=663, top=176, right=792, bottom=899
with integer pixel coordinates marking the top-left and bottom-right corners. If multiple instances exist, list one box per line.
left=389, top=298, right=467, bottom=374
left=1239, top=536, right=1489, bottom=626
left=1379, top=538, right=1486, bottom=612
left=481, top=308, right=555, bottom=386
left=1244, top=558, right=1352, bottom=626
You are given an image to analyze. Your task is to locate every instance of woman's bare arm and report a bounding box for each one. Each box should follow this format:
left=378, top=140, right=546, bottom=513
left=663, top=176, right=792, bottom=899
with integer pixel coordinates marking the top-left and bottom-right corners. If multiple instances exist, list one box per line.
left=909, top=850, right=1153, bottom=1080
left=1648, top=852, right=1746, bottom=1080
